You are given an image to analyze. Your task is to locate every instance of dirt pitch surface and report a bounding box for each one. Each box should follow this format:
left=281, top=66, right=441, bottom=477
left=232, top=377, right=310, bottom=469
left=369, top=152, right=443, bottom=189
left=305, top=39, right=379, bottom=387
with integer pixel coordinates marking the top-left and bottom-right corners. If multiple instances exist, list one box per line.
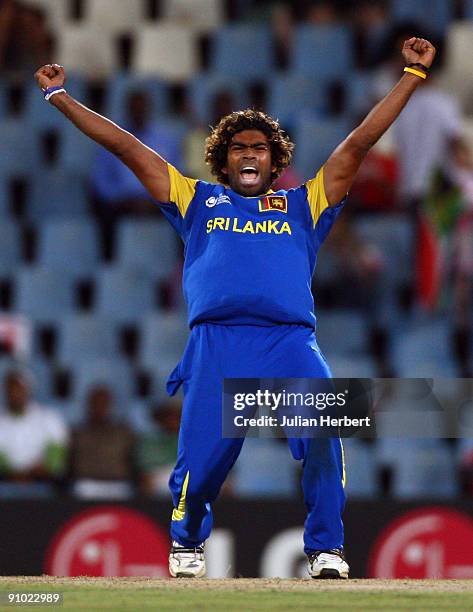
left=1, top=577, right=473, bottom=611
left=1, top=576, right=473, bottom=591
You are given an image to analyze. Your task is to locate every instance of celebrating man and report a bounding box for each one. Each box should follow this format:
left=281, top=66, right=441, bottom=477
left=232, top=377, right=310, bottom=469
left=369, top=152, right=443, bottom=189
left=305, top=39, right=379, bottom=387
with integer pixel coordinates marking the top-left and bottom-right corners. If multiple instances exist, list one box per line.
left=35, top=36, right=436, bottom=579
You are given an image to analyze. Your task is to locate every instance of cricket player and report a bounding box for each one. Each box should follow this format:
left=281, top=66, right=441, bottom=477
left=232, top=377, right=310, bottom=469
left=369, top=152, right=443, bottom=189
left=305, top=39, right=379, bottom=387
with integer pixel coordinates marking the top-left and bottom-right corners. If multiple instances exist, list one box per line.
left=35, top=36, right=436, bottom=579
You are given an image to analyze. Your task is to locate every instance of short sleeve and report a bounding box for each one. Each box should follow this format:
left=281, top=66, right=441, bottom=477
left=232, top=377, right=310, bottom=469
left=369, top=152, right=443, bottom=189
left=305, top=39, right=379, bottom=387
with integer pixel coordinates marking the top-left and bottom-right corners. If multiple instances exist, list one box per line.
left=167, top=163, right=198, bottom=218
left=305, top=166, right=329, bottom=227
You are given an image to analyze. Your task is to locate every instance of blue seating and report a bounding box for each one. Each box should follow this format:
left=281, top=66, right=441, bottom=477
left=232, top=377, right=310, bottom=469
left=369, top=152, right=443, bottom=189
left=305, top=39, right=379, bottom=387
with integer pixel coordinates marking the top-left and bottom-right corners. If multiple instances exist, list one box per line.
left=188, top=72, right=250, bottom=124
left=28, top=170, right=89, bottom=221
left=390, top=0, right=452, bottom=35
left=342, top=438, right=377, bottom=498
left=377, top=439, right=458, bottom=499
left=72, top=357, right=134, bottom=408
left=0, top=220, right=21, bottom=276
left=210, top=25, right=274, bottom=80
left=293, top=116, right=350, bottom=180
left=57, top=314, right=119, bottom=364
left=59, top=121, right=96, bottom=177
left=116, top=219, right=180, bottom=280
left=267, top=74, right=325, bottom=128
left=392, top=318, right=456, bottom=377
left=24, top=74, right=87, bottom=131
left=292, top=25, right=353, bottom=80
left=105, top=73, right=168, bottom=124
left=232, top=438, right=297, bottom=498
left=14, top=266, right=75, bottom=325
left=316, top=309, right=367, bottom=357
left=140, top=312, right=188, bottom=376
left=328, top=355, right=377, bottom=378
left=0, top=119, right=40, bottom=178
left=37, top=220, right=100, bottom=279
left=95, top=266, right=156, bottom=324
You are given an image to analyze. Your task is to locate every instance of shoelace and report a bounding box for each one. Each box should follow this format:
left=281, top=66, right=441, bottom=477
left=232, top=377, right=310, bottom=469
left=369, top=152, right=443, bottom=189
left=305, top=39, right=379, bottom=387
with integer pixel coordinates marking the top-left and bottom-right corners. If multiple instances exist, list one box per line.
left=308, top=549, right=345, bottom=565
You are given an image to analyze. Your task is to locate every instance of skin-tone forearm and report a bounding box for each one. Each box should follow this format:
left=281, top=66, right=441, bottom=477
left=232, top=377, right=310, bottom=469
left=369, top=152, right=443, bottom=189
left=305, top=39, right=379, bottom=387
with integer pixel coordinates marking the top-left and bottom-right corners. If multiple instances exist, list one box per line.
left=324, top=37, right=436, bottom=205
left=50, top=92, right=137, bottom=157
left=35, top=64, right=171, bottom=201
left=349, top=72, right=421, bottom=151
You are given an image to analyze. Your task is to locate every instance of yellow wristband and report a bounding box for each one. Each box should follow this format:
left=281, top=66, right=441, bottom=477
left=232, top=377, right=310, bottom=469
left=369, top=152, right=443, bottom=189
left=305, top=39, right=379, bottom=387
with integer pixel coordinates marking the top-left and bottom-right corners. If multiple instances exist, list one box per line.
left=403, top=66, right=427, bottom=79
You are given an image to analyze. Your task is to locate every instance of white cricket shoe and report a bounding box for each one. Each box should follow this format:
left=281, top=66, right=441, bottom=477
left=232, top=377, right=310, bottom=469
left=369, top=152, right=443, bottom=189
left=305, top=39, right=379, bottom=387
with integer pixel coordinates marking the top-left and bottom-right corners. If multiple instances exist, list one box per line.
left=307, top=548, right=349, bottom=579
left=169, top=541, right=206, bottom=578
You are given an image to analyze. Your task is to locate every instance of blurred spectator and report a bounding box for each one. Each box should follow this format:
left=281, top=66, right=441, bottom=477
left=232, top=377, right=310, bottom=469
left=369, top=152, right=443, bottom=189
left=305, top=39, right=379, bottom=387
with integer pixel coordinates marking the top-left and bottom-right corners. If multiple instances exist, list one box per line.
left=448, top=140, right=473, bottom=376
left=135, top=398, right=180, bottom=497
left=306, top=1, right=337, bottom=24
left=0, top=367, right=68, bottom=496
left=352, top=0, right=389, bottom=69
left=69, top=385, right=135, bottom=499
left=272, top=2, right=293, bottom=69
left=347, top=144, right=399, bottom=211
left=91, top=89, right=183, bottom=218
left=185, top=90, right=235, bottom=182
left=0, top=0, right=52, bottom=79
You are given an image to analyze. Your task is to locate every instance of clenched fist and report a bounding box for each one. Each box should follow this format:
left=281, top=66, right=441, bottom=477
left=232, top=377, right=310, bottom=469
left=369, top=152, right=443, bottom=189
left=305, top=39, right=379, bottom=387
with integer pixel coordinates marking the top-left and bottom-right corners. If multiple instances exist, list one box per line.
left=402, top=37, right=436, bottom=69
left=34, top=64, right=65, bottom=91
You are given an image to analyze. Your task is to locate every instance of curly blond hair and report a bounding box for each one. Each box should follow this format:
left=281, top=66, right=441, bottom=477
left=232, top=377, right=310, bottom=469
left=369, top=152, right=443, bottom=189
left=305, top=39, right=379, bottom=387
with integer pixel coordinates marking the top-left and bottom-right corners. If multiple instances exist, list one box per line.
left=205, top=109, right=294, bottom=184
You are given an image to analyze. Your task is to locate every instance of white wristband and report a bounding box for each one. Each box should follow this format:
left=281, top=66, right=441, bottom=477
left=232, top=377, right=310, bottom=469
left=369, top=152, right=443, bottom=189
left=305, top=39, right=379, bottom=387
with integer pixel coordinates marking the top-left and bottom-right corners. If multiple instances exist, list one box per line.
left=44, top=88, right=66, bottom=102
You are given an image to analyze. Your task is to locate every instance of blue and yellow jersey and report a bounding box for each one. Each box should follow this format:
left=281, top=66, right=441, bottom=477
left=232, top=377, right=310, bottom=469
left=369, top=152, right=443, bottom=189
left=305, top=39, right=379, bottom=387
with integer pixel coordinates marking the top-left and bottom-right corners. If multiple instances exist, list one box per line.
left=159, top=164, right=345, bottom=329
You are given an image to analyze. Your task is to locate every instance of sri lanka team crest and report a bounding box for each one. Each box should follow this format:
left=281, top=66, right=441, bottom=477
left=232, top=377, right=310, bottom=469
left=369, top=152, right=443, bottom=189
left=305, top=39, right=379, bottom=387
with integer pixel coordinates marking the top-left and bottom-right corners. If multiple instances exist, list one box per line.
left=259, top=195, right=287, bottom=213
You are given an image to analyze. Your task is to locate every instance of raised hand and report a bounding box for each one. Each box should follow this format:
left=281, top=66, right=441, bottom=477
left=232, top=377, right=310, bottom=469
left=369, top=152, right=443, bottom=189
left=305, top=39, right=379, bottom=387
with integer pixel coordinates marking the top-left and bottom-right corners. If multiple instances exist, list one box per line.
left=34, top=63, right=65, bottom=91
left=402, top=37, right=436, bottom=69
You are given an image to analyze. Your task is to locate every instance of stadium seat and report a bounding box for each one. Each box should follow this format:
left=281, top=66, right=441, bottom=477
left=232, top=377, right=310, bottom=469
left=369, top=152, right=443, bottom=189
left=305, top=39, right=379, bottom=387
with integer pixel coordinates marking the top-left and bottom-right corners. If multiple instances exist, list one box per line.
left=390, top=0, right=452, bottom=35
left=23, top=75, right=87, bottom=131
left=115, top=219, right=180, bottom=280
left=105, top=73, right=168, bottom=124
left=342, top=438, right=377, bottom=498
left=232, top=438, right=297, bottom=497
left=441, top=22, right=473, bottom=114
left=315, top=310, right=367, bottom=357
left=133, top=24, right=198, bottom=82
left=161, top=0, right=223, bottom=32
left=71, top=357, right=135, bottom=408
left=37, top=220, right=100, bottom=279
left=14, top=266, right=75, bottom=325
left=293, top=116, right=350, bottom=181
left=95, top=266, right=156, bottom=324
left=328, top=355, right=377, bottom=378
left=354, top=215, right=413, bottom=285
left=84, top=0, right=144, bottom=34
left=377, top=439, right=458, bottom=499
left=28, top=170, right=89, bottom=222
left=0, top=220, right=21, bottom=275
left=24, top=0, right=70, bottom=28
left=187, top=72, right=250, bottom=124
left=59, top=120, right=97, bottom=176
left=0, top=119, right=40, bottom=179
left=0, top=179, right=10, bottom=218
left=123, top=400, right=155, bottom=433
left=210, top=25, right=274, bottom=80
left=267, top=74, right=325, bottom=128
left=291, top=24, right=353, bottom=80
left=392, top=318, right=456, bottom=377
left=140, top=312, right=189, bottom=376
left=56, top=25, right=117, bottom=78
left=29, top=357, right=53, bottom=403
left=56, top=314, right=119, bottom=364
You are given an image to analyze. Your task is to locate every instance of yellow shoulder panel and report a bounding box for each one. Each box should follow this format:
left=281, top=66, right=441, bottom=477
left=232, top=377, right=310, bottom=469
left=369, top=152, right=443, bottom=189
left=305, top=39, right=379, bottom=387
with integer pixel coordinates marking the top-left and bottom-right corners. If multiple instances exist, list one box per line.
left=167, top=163, right=198, bottom=217
left=305, top=166, right=329, bottom=227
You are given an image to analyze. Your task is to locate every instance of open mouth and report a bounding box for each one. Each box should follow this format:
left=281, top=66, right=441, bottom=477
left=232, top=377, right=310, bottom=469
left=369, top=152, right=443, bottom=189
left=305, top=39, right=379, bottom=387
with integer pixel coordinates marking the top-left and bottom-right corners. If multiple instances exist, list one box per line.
left=240, top=166, right=260, bottom=186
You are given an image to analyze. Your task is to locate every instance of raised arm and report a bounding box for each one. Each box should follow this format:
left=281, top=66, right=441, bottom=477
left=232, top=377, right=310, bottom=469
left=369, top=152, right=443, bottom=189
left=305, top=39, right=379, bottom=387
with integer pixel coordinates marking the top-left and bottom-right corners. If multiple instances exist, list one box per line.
left=34, top=64, right=170, bottom=202
left=323, top=37, right=436, bottom=206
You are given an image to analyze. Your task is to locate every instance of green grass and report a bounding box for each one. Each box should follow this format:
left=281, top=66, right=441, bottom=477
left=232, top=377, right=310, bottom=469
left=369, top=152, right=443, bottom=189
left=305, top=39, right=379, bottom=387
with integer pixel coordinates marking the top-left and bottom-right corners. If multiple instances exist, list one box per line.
left=1, top=580, right=473, bottom=612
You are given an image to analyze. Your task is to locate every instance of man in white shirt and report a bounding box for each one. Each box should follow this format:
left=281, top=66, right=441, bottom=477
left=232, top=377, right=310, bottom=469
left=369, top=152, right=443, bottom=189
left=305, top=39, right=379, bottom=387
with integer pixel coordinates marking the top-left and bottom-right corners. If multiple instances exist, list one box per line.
left=0, top=368, right=68, bottom=482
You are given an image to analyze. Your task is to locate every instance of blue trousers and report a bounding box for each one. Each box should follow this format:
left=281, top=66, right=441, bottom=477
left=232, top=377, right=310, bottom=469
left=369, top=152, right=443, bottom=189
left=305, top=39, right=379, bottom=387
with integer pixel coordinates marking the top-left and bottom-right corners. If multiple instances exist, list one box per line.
left=167, top=323, right=345, bottom=554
